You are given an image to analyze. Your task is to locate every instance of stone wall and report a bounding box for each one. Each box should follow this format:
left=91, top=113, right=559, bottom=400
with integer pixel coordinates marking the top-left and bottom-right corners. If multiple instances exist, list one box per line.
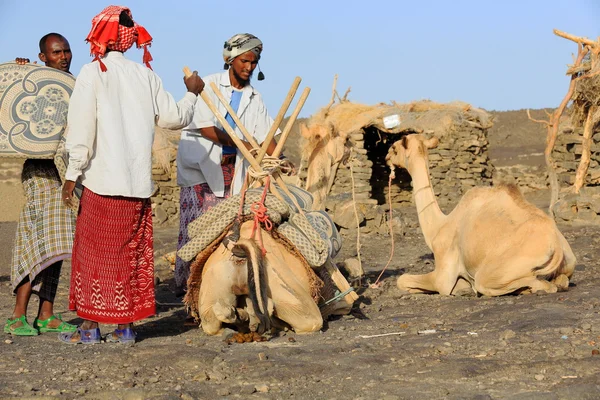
left=151, top=159, right=180, bottom=225
left=553, top=126, right=600, bottom=187
left=151, top=129, right=181, bottom=226
left=551, top=123, right=600, bottom=224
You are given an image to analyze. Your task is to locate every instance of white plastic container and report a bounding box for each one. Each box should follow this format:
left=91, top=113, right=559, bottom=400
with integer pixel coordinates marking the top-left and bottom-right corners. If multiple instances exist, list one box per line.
left=382, top=114, right=401, bottom=130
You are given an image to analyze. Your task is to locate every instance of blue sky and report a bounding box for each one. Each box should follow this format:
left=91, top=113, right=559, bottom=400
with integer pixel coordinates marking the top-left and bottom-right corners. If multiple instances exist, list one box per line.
left=1, top=0, right=599, bottom=117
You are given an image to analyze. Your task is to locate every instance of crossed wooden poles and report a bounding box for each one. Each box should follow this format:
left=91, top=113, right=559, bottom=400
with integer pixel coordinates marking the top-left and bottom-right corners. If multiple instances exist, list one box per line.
left=183, top=67, right=309, bottom=212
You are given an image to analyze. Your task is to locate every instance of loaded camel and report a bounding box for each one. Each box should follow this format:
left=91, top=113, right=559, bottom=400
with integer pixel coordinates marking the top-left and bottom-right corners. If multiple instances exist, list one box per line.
left=178, top=70, right=354, bottom=335
left=194, top=219, right=327, bottom=335
left=385, top=134, right=576, bottom=296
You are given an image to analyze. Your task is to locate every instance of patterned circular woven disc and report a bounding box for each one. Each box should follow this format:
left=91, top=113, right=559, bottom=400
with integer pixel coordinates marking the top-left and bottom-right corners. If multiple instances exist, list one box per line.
left=0, top=62, right=75, bottom=159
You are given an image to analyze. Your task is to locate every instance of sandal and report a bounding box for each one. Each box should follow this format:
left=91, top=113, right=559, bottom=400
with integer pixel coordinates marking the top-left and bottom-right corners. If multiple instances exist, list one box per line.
left=4, top=315, right=39, bottom=336
left=34, top=315, right=77, bottom=333
left=58, top=326, right=101, bottom=345
left=104, top=328, right=136, bottom=345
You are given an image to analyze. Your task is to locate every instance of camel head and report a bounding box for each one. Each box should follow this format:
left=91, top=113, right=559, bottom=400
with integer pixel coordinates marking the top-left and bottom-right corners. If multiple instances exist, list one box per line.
left=385, top=134, right=439, bottom=171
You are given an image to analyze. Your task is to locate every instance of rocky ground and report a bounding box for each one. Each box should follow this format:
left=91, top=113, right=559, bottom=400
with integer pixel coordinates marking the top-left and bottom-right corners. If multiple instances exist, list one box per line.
left=1, top=110, right=600, bottom=399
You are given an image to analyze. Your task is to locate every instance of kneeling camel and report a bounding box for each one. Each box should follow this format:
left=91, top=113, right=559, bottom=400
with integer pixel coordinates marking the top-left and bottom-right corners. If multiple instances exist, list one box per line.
left=385, top=134, right=576, bottom=296
left=189, top=220, right=348, bottom=335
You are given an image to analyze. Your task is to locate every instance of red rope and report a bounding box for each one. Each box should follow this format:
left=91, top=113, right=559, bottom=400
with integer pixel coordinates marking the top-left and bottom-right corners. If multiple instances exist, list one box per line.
left=250, top=177, right=273, bottom=256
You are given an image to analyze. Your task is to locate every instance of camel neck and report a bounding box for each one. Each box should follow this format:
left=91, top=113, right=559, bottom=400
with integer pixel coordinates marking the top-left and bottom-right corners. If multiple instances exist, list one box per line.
left=408, top=157, right=446, bottom=250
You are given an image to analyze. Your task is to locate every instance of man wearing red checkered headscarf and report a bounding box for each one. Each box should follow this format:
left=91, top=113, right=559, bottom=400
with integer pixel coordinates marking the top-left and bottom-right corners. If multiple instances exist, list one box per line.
left=85, top=5, right=153, bottom=72
left=59, top=5, right=205, bottom=345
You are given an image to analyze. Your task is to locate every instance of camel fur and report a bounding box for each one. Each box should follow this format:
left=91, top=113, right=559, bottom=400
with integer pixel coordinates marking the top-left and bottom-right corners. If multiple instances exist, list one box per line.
left=198, top=220, right=326, bottom=335
left=385, top=134, right=576, bottom=296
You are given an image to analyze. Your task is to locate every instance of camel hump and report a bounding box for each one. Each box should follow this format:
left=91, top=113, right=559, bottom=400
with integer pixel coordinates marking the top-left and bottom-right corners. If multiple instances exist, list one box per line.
left=496, top=182, right=524, bottom=200
left=495, top=183, right=548, bottom=214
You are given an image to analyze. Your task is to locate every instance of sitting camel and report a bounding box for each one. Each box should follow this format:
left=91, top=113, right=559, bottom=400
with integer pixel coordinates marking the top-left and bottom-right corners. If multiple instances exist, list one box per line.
left=385, top=134, right=576, bottom=296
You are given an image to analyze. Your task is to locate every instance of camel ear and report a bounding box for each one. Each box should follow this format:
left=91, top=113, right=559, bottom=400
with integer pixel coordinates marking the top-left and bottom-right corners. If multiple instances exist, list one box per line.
left=400, top=136, right=408, bottom=149
left=424, top=136, right=439, bottom=149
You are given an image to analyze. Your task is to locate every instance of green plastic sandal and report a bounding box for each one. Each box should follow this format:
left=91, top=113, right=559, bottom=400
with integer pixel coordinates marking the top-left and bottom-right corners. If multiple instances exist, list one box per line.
left=33, top=315, right=77, bottom=333
left=4, top=315, right=39, bottom=336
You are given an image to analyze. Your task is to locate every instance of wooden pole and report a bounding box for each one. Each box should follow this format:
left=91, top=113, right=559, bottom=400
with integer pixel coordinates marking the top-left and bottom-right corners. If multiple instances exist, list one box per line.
left=324, top=74, right=338, bottom=117
left=554, top=29, right=598, bottom=47
left=209, top=82, right=261, bottom=149
left=255, top=77, right=302, bottom=163
left=574, top=105, right=597, bottom=192
left=272, top=87, right=311, bottom=158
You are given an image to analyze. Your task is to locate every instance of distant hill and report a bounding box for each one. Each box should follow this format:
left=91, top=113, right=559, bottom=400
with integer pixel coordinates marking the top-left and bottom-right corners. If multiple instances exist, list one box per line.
left=487, top=108, right=554, bottom=150
left=487, top=108, right=553, bottom=168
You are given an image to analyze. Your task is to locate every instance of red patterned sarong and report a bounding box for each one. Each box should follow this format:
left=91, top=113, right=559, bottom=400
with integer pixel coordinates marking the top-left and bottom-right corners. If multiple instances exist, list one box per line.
left=69, top=188, right=155, bottom=324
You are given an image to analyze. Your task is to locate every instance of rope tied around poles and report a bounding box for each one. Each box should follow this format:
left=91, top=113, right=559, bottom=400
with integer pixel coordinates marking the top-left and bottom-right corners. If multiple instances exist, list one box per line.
left=247, top=150, right=293, bottom=180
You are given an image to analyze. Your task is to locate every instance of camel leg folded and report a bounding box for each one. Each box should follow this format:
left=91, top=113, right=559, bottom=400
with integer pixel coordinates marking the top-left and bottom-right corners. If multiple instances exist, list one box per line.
left=397, top=271, right=439, bottom=294
left=398, top=253, right=459, bottom=295
left=552, top=274, right=570, bottom=291
left=199, top=247, right=239, bottom=335
left=451, top=277, right=474, bottom=296
left=199, top=304, right=226, bottom=336
left=213, top=299, right=237, bottom=324
left=273, top=298, right=323, bottom=334
left=266, top=261, right=322, bottom=334
left=557, top=233, right=576, bottom=279
left=475, top=274, right=558, bottom=297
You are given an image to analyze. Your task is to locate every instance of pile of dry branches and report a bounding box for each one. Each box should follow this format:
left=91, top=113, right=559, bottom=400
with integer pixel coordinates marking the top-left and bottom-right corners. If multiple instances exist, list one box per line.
left=529, top=29, right=600, bottom=215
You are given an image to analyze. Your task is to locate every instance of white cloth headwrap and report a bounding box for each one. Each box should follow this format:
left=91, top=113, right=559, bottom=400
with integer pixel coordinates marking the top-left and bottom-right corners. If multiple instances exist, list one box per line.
left=223, top=33, right=263, bottom=65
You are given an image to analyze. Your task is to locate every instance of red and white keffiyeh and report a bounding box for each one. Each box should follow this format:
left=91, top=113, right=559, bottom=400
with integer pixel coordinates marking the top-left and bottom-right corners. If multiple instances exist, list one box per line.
left=85, top=5, right=153, bottom=72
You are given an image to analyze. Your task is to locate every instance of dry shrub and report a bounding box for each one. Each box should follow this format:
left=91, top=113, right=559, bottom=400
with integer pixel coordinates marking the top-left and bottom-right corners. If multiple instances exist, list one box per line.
left=571, top=62, right=600, bottom=127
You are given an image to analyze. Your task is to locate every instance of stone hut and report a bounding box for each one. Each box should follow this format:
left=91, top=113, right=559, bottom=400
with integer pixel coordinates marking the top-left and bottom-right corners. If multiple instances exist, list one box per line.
left=298, top=100, right=495, bottom=231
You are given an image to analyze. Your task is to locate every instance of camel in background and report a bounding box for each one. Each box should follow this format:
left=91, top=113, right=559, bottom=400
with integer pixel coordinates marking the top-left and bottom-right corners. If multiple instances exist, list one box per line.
left=385, top=134, right=576, bottom=296
left=299, top=122, right=350, bottom=210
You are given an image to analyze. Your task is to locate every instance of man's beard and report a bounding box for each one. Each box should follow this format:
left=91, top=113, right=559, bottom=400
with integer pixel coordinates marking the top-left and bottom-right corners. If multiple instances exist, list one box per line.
left=232, top=67, right=252, bottom=83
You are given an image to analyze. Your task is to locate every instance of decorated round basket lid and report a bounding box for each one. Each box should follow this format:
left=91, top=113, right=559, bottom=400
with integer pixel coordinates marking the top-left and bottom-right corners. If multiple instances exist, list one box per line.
left=0, top=62, right=75, bottom=159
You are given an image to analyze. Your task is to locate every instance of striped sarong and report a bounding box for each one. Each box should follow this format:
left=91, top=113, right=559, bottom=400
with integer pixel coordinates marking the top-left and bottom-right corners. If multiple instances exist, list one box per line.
left=175, top=154, right=235, bottom=288
left=68, top=188, right=155, bottom=324
left=11, top=160, right=76, bottom=299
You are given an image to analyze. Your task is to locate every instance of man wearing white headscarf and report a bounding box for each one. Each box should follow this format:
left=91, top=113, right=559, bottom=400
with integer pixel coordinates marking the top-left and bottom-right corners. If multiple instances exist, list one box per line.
left=174, top=33, right=293, bottom=292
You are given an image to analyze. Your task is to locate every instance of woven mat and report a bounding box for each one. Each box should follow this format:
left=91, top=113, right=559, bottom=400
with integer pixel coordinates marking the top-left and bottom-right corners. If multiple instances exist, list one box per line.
left=0, top=62, right=75, bottom=159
